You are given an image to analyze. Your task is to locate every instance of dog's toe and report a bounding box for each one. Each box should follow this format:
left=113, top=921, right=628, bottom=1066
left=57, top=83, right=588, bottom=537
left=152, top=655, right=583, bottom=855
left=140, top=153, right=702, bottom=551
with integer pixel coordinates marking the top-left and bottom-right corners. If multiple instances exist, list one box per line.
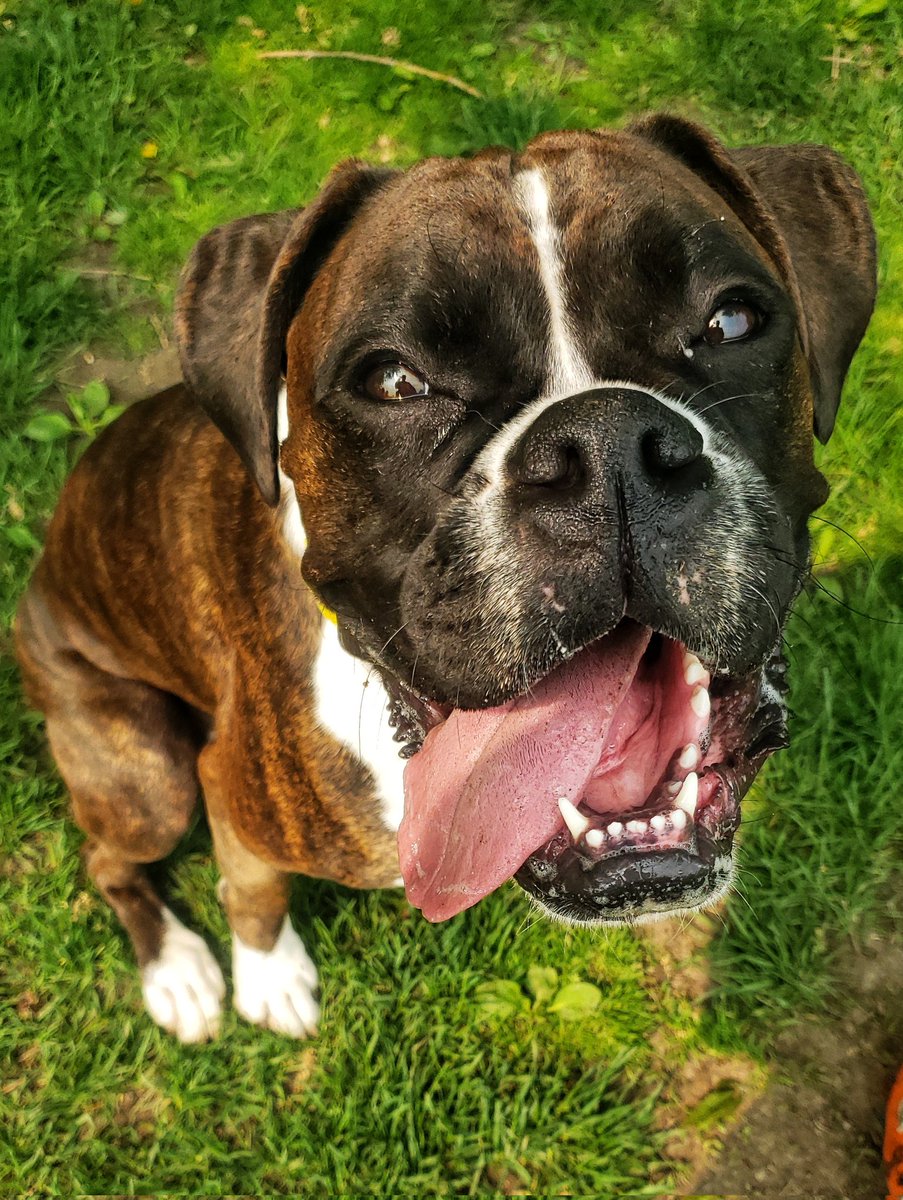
left=140, top=908, right=226, bottom=1043
left=232, top=917, right=320, bottom=1038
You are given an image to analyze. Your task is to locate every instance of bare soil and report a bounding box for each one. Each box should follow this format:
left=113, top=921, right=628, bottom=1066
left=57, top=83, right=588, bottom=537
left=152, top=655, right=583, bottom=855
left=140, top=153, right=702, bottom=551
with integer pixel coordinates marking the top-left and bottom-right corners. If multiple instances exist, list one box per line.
left=688, top=936, right=903, bottom=1198
left=55, top=344, right=181, bottom=407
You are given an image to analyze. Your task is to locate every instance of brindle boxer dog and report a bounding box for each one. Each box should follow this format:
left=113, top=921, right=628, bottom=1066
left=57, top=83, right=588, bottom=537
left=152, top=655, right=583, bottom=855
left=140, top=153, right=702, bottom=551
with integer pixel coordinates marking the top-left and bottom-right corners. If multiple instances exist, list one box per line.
left=16, top=115, right=875, bottom=1042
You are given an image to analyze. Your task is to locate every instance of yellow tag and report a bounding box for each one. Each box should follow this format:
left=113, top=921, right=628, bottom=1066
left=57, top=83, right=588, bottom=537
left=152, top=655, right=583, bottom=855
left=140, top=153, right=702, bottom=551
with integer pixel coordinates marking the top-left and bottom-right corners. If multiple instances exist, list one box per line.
left=316, top=599, right=338, bottom=625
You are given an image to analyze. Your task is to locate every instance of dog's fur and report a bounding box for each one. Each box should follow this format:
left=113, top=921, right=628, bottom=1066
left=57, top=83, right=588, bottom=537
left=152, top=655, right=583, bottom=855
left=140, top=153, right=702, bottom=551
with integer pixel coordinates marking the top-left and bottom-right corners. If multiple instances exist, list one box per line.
left=16, top=115, right=875, bottom=1040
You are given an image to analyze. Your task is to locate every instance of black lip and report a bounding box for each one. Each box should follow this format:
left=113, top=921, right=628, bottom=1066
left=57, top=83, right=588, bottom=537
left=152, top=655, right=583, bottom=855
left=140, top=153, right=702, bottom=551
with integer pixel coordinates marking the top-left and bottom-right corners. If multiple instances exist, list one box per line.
left=514, top=775, right=740, bottom=925
left=515, top=844, right=733, bottom=924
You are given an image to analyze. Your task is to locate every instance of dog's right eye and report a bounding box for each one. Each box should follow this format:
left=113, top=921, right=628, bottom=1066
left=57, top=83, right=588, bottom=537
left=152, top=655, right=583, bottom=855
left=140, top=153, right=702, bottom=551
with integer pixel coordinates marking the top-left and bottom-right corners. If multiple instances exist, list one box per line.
left=363, top=363, right=430, bottom=402
left=703, top=302, right=760, bottom=346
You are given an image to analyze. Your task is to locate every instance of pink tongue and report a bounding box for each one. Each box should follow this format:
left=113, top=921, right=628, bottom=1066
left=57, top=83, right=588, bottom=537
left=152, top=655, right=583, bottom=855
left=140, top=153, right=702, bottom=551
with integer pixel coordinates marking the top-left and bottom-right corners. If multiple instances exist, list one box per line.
left=399, top=622, right=652, bottom=921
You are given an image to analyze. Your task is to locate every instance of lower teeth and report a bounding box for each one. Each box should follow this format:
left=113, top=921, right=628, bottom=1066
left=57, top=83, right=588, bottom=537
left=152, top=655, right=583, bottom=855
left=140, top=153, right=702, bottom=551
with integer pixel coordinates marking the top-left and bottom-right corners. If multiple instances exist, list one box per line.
left=563, top=800, right=696, bottom=856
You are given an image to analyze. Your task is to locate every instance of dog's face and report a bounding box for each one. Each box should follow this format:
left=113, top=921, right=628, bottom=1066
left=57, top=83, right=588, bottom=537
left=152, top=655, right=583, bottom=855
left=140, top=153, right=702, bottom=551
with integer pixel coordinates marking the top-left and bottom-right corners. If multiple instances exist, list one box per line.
left=177, top=116, right=875, bottom=926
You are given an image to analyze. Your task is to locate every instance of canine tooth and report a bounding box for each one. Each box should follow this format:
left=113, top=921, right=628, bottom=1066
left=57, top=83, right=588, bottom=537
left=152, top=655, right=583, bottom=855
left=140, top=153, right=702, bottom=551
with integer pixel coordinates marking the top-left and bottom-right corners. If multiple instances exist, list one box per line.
left=675, top=772, right=698, bottom=817
left=607, top=821, right=624, bottom=837
left=686, top=657, right=710, bottom=686
left=585, top=828, right=605, bottom=849
left=650, top=813, right=668, bottom=832
left=626, top=819, right=647, bottom=834
left=678, top=743, right=699, bottom=770
left=690, top=685, right=711, bottom=720
left=558, top=796, right=589, bottom=841
left=671, top=808, right=688, bottom=830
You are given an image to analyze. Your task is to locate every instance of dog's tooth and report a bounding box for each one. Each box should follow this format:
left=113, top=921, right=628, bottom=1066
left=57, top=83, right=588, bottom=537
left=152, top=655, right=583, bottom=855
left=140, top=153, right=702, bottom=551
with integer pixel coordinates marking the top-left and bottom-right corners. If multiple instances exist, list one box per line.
left=558, top=796, right=589, bottom=841
left=626, top=819, right=647, bottom=834
left=684, top=656, right=707, bottom=687
left=666, top=780, right=682, bottom=797
left=690, top=685, right=711, bottom=720
left=607, top=821, right=624, bottom=837
left=671, top=807, right=688, bottom=831
left=650, top=813, right=668, bottom=832
left=678, top=743, right=699, bottom=770
left=585, top=828, right=605, bottom=849
left=675, top=772, right=698, bottom=817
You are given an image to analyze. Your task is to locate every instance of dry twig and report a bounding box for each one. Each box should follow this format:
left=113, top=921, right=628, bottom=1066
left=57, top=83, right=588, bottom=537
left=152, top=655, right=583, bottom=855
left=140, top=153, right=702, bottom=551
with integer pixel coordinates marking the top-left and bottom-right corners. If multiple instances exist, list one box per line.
left=257, top=49, right=483, bottom=99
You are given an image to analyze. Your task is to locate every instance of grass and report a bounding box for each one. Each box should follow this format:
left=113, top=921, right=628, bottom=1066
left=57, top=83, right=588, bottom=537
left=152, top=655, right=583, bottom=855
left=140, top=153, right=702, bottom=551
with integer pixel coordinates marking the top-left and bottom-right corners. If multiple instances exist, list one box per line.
left=1, top=0, right=900, bottom=1193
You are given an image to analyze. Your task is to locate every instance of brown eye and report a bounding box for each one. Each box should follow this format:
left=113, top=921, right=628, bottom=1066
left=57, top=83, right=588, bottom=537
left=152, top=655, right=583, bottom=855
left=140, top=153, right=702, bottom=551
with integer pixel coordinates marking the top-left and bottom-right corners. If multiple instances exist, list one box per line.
left=363, top=363, right=430, bottom=402
left=704, top=302, right=760, bottom=346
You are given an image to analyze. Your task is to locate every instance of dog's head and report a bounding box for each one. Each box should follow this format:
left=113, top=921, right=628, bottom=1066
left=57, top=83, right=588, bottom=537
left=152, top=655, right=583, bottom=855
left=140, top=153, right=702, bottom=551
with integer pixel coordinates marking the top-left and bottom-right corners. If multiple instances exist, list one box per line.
left=176, top=115, right=875, bottom=925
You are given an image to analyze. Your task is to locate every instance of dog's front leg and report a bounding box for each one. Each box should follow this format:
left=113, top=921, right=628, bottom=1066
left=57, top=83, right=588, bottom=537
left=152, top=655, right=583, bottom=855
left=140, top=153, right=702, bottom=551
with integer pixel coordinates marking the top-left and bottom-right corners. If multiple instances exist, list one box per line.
left=200, top=747, right=319, bottom=1039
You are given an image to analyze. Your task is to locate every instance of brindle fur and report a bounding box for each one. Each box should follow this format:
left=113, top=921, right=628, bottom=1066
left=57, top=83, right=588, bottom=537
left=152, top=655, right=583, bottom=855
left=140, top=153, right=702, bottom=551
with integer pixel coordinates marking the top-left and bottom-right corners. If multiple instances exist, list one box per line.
left=16, top=390, right=399, bottom=960
left=15, top=115, right=875, bottom=974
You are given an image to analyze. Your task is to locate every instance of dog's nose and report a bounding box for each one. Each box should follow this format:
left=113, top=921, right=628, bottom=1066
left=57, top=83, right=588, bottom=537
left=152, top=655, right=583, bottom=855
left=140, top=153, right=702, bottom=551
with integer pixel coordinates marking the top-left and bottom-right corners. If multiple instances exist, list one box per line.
left=506, top=387, right=710, bottom=532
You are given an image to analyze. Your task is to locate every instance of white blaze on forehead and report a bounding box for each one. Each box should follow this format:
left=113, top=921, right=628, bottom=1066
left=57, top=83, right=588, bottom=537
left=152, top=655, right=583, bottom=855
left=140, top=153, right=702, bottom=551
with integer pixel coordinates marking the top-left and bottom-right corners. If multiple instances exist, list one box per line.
left=512, top=167, right=594, bottom=397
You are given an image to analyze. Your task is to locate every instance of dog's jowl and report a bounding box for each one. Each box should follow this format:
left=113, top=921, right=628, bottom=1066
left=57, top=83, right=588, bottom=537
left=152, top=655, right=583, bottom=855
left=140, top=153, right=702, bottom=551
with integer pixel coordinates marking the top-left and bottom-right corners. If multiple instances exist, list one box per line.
left=16, top=115, right=876, bottom=1041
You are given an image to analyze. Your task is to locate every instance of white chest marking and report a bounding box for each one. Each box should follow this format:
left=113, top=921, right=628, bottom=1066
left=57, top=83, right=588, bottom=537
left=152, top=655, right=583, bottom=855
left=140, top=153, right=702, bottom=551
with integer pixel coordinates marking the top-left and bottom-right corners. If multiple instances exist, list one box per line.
left=512, top=168, right=594, bottom=397
left=313, top=619, right=406, bottom=832
left=277, top=383, right=405, bottom=832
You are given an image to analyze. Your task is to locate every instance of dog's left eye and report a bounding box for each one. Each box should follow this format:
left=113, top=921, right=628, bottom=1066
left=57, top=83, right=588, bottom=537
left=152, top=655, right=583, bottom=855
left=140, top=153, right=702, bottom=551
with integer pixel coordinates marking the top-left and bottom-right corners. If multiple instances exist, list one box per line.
left=703, top=302, right=760, bottom=345
left=363, top=363, right=430, bottom=402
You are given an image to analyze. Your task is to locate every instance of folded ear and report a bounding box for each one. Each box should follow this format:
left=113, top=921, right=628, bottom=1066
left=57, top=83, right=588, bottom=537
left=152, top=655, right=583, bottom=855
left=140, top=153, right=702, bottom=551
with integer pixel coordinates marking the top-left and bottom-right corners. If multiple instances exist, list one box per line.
left=175, top=160, right=396, bottom=504
left=628, top=113, right=877, bottom=442
left=728, top=141, right=876, bottom=441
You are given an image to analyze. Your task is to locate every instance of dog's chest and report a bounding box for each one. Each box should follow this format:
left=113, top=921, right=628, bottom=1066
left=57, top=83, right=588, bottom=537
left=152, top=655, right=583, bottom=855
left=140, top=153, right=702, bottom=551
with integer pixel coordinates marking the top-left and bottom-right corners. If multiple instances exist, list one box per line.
left=312, top=618, right=406, bottom=833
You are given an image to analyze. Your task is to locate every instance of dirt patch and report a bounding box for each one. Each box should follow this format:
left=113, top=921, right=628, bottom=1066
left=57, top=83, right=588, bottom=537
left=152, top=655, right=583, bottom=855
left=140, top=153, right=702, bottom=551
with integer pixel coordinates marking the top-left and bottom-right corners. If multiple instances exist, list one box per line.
left=639, top=918, right=902, bottom=1196
left=687, top=936, right=903, bottom=1198
left=55, top=345, right=181, bottom=408
left=50, top=249, right=181, bottom=407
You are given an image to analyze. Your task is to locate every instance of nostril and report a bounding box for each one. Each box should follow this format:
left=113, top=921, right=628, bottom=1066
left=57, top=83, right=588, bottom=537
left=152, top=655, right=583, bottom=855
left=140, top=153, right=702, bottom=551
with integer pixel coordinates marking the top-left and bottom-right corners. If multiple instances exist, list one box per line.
left=641, top=426, right=703, bottom=476
left=511, top=439, right=586, bottom=493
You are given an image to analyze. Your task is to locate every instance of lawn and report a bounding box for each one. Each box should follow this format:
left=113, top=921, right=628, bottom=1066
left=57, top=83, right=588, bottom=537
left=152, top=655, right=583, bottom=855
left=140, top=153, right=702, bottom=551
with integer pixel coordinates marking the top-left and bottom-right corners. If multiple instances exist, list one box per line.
left=1, top=0, right=901, bottom=1194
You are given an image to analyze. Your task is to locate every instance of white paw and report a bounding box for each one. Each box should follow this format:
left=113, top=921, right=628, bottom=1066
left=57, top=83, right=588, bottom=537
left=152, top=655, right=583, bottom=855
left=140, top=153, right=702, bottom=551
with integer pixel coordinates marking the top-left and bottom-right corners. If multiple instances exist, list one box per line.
left=141, top=908, right=226, bottom=1043
left=232, top=917, right=320, bottom=1038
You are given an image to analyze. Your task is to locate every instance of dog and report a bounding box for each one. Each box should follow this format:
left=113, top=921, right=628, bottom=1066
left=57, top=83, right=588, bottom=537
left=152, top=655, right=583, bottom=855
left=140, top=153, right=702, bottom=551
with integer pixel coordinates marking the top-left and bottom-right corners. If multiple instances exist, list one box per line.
left=15, top=114, right=876, bottom=1043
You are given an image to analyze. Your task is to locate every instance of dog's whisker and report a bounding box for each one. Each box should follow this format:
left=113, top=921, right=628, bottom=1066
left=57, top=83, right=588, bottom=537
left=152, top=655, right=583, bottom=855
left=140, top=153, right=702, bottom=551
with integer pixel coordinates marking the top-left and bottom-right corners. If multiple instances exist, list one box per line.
left=379, top=621, right=410, bottom=658
left=809, top=514, right=874, bottom=570
left=695, top=391, right=765, bottom=416
left=465, top=409, right=503, bottom=433
left=745, top=582, right=783, bottom=644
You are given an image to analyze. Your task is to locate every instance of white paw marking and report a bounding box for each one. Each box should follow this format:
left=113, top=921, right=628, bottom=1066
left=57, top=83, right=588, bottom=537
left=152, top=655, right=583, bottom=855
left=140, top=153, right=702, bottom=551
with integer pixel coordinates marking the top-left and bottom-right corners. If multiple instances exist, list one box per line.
left=232, top=916, right=320, bottom=1038
left=141, top=907, right=226, bottom=1043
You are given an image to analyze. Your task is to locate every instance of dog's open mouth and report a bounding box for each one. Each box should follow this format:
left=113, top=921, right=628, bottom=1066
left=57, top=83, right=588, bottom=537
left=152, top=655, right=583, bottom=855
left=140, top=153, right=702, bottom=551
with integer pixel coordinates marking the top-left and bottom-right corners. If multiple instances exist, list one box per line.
left=387, top=621, right=789, bottom=924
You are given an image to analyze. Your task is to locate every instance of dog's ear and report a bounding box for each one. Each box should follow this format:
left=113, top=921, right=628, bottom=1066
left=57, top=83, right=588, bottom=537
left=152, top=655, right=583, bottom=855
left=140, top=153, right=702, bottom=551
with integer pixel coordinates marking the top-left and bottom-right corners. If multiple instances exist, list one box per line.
left=175, top=160, right=395, bottom=504
left=628, top=113, right=877, bottom=442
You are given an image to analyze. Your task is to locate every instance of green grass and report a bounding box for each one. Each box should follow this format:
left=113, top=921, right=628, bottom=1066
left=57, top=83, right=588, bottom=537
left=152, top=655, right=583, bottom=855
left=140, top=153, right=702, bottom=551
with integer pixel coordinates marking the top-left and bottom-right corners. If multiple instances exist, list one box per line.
left=1, top=0, right=901, bottom=1193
